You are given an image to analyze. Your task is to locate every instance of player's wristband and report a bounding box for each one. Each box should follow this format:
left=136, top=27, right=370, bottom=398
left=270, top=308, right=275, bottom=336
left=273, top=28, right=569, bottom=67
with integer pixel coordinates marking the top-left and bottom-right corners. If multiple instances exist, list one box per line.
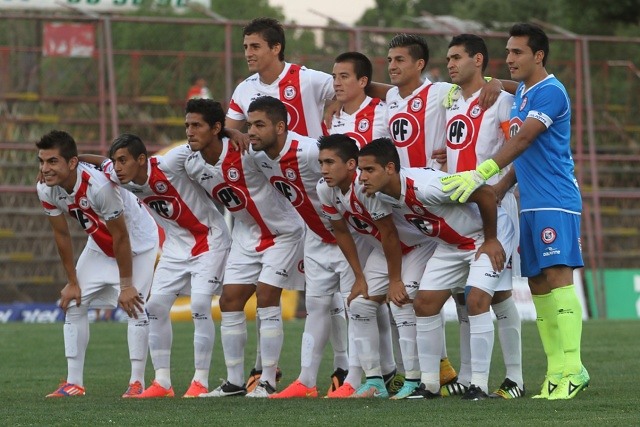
left=476, top=159, right=500, bottom=180
left=120, top=277, right=133, bottom=290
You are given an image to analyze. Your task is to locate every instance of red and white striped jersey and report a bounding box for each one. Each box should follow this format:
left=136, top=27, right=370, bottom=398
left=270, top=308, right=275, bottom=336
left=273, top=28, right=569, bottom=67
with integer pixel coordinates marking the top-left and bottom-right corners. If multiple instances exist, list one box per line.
left=251, top=131, right=336, bottom=244
left=317, top=170, right=422, bottom=254
left=374, top=167, right=491, bottom=250
left=445, top=88, right=513, bottom=185
left=385, top=79, right=454, bottom=168
left=37, top=162, right=157, bottom=257
left=103, top=144, right=230, bottom=261
left=185, top=137, right=304, bottom=253
left=329, top=96, right=389, bottom=147
left=228, top=62, right=334, bottom=139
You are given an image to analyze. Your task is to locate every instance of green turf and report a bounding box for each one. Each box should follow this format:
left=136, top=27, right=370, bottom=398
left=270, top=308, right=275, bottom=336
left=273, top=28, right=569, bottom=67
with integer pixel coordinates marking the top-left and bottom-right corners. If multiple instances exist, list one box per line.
left=0, top=319, right=637, bottom=425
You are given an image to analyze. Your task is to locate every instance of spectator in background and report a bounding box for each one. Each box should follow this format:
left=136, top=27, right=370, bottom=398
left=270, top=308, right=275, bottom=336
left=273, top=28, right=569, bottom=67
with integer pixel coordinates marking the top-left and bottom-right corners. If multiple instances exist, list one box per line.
left=186, top=76, right=212, bottom=101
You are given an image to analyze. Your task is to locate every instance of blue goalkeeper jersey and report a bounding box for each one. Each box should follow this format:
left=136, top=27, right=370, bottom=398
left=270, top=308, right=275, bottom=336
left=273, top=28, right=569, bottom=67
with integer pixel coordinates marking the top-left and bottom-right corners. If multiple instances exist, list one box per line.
left=509, top=75, right=582, bottom=213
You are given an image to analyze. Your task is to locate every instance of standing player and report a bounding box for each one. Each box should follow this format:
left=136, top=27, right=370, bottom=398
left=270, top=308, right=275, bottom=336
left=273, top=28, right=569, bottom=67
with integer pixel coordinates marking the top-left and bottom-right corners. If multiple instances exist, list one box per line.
left=442, top=34, right=524, bottom=398
left=242, top=96, right=354, bottom=399
left=180, top=99, right=305, bottom=398
left=37, top=130, right=158, bottom=398
left=317, top=134, right=438, bottom=399
left=86, top=135, right=231, bottom=398
left=357, top=138, right=514, bottom=400
left=227, top=18, right=349, bottom=388
left=442, top=23, right=588, bottom=400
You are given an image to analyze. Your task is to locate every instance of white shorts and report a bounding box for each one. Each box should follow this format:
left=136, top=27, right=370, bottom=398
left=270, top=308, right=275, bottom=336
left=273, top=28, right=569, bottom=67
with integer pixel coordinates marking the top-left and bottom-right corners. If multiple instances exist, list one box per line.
left=501, top=191, right=521, bottom=279
left=419, top=213, right=515, bottom=296
left=304, top=232, right=354, bottom=297
left=76, top=243, right=158, bottom=309
left=152, top=246, right=229, bottom=296
left=364, top=242, right=436, bottom=298
left=223, top=238, right=305, bottom=290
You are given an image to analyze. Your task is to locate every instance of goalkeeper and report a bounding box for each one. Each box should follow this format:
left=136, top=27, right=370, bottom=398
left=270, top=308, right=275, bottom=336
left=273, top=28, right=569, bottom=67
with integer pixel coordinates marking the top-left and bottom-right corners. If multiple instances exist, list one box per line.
left=441, top=23, right=588, bottom=400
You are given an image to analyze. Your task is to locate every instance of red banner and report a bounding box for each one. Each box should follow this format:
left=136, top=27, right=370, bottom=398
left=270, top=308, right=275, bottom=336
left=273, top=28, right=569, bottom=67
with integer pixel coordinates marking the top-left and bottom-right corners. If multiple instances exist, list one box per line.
left=43, top=23, right=95, bottom=58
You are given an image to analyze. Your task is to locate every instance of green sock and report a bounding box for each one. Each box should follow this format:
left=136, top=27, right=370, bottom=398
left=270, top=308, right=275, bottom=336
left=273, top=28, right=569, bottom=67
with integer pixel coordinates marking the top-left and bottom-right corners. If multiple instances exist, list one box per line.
left=551, top=285, right=583, bottom=375
left=532, top=293, right=564, bottom=377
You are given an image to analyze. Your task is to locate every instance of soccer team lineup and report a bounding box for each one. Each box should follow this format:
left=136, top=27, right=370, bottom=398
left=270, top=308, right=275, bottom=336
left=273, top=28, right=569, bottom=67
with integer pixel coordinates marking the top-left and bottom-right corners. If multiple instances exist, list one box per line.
left=38, top=17, right=589, bottom=401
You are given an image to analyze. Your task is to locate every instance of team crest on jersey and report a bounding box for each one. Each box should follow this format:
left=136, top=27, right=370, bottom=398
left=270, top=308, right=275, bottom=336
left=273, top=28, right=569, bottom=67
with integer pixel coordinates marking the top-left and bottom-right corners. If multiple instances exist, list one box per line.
left=410, top=98, right=423, bottom=112
left=154, top=181, right=169, bottom=194
left=298, top=260, right=305, bottom=273
left=283, top=85, right=297, bottom=100
left=469, top=105, right=482, bottom=118
left=519, top=97, right=528, bottom=111
left=284, top=168, right=297, bottom=181
left=410, top=204, right=425, bottom=216
left=541, top=227, right=557, bottom=244
left=352, top=201, right=363, bottom=214
left=226, top=167, right=240, bottom=182
left=357, top=118, right=370, bottom=132
left=78, top=197, right=90, bottom=210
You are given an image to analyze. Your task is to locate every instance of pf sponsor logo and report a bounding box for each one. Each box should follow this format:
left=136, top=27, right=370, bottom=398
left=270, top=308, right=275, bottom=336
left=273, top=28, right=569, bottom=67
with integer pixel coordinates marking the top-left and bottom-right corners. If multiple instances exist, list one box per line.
left=541, top=227, right=556, bottom=244
left=283, top=85, right=297, bottom=100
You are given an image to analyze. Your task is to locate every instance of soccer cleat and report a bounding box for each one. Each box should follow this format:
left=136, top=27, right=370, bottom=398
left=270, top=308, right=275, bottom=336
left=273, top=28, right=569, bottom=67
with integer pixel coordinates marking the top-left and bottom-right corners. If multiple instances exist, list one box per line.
left=246, top=380, right=276, bottom=398
left=389, top=379, right=420, bottom=400
left=439, top=358, right=458, bottom=386
left=246, top=367, right=283, bottom=393
left=461, top=384, right=488, bottom=401
left=440, top=380, right=469, bottom=397
left=325, top=382, right=356, bottom=398
left=383, top=369, right=405, bottom=394
left=489, top=378, right=525, bottom=399
left=46, top=382, right=85, bottom=398
left=200, top=380, right=247, bottom=397
left=135, top=380, right=175, bottom=398
left=183, top=380, right=207, bottom=398
left=532, top=374, right=562, bottom=399
left=406, top=383, right=441, bottom=399
left=270, top=380, right=317, bottom=399
left=326, top=368, right=348, bottom=395
left=548, top=367, right=590, bottom=400
left=122, top=381, right=143, bottom=398
left=352, top=378, right=389, bottom=398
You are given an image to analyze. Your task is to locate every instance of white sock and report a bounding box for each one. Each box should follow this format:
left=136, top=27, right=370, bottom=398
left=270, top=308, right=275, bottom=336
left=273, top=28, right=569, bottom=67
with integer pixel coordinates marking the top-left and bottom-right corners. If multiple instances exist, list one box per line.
left=329, top=292, right=349, bottom=371
left=298, top=294, right=332, bottom=387
left=469, top=312, right=494, bottom=393
left=257, top=306, right=283, bottom=386
left=64, top=305, right=89, bottom=386
left=440, top=309, right=449, bottom=360
left=254, top=315, right=262, bottom=371
left=390, top=303, right=420, bottom=380
left=344, top=305, right=363, bottom=388
left=416, top=315, right=442, bottom=393
left=377, top=304, right=396, bottom=376
left=191, top=293, right=214, bottom=388
left=493, top=298, right=523, bottom=388
left=147, top=293, right=176, bottom=388
left=455, top=300, right=472, bottom=386
left=349, top=298, right=381, bottom=377
left=221, top=311, right=247, bottom=386
left=389, top=313, right=405, bottom=375
left=127, top=310, right=149, bottom=385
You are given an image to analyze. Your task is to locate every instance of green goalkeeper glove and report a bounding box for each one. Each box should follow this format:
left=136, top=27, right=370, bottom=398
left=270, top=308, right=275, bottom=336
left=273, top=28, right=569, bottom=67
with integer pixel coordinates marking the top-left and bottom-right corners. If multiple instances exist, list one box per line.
left=441, top=159, right=500, bottom=203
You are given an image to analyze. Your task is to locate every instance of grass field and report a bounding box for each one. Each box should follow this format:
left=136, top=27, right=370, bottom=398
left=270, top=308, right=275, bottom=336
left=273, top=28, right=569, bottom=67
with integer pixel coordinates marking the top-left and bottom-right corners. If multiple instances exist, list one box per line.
left=1, top=319, right=637, bottom=426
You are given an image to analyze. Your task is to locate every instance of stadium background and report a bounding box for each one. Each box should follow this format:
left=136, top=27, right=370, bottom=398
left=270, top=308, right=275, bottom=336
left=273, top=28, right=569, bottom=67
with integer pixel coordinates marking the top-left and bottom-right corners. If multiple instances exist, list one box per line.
left=1, top=5, right=639, bottom=321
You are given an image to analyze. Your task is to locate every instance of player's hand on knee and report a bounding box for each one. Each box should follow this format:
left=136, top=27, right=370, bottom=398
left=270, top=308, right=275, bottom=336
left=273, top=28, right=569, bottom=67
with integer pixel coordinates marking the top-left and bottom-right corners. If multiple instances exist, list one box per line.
left=118, top=287, right=144, bottom=319
left=476, top=238, right=506, bottom=273
left=387, top=279, right=410, bottom=307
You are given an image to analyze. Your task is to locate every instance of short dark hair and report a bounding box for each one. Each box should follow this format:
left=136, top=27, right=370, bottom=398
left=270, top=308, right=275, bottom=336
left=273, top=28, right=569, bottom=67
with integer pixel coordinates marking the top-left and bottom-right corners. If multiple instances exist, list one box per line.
left=334, top=51, right=373, bottom=88
left=186, top=98, right=226, bottom=131
left=247, top=96, right=288, bottom=130
left=36, top=130, right=78, bottom=161
left=449, top=34, right=489, bottom=72
left=243, top=17, right=286, bottom=61
left=509, top=23, right=549, bottom=66
left=318, top=134, right=359, bottom=163
left=388, top=33, right=429, bottom=71
left=358, top=137, right=400, bottom=172
left=109, top=134, right=147, bottom=161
